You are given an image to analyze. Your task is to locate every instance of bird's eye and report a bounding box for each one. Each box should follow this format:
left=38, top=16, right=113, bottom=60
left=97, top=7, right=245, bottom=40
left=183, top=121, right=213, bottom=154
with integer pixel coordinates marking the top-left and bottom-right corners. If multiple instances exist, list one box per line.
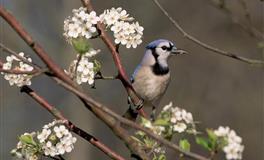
left=161, top=46, right=167, bottom=50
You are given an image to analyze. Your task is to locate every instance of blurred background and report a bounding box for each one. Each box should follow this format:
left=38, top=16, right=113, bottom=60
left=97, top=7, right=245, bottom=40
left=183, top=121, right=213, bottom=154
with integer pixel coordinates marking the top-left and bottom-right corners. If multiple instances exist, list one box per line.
left=0, top=0, right=263, bottom=159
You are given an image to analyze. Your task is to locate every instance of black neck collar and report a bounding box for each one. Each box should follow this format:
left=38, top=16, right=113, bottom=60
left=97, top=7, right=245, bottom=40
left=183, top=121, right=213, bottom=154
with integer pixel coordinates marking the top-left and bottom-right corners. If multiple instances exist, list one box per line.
left=152, top=62, right=169, bottom=75
left=150, top=48, right=169, bottom=76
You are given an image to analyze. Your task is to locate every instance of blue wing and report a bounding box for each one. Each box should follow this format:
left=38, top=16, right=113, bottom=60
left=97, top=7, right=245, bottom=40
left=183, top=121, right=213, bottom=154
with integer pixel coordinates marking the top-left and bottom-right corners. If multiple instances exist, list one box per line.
left=130, top=65, right=142, bottom=83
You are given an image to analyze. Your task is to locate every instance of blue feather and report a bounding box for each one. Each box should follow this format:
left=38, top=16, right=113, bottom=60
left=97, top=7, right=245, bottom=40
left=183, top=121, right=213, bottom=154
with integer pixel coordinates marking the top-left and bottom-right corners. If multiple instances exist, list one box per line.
left=146, top=39, right=174, bottom=49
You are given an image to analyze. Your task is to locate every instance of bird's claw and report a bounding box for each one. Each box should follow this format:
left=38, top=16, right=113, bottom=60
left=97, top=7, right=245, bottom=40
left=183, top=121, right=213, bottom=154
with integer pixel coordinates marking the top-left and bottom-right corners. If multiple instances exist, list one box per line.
left=150, top=106, right=156, bottom=122
left=127, top=96, right=144, bottom=111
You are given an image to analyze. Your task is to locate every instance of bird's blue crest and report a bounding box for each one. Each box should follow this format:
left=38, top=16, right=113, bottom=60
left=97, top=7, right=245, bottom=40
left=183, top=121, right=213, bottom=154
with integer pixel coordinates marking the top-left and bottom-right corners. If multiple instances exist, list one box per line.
left=146, top=39, right=174, bottom=49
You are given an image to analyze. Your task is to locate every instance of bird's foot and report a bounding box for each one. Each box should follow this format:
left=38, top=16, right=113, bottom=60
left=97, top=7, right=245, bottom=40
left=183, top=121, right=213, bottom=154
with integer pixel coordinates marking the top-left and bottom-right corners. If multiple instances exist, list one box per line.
left=150, top=106, right=156, bottom=122
left=127, top=96, right=144, bottom=111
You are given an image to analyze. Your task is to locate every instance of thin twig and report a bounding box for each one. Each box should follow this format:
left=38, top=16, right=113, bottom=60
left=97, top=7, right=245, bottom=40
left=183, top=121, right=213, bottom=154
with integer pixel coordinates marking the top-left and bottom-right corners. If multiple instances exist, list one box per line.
left=0, top=43, right=149, bottom=159
left=81, top=0, right=144, bottom=109
left=0, top=43, right=41, bottom=69
left=0, top=6, right=149, bottom=159
left=0, top=6, right=74, bottom=85
left=20, top=85, right=125, bottom=160
left=238, top=0, right=252, bottom=27
left=54, top=77, right=209, bottom=160
left=152, top=0, right=264, bottom=65
left=94, top=72, right=117, bottom=80
left=0, top=68, right=46, bottom=75
left=0, top=4, right=210, bottom=160
left=207, top=0, right=264, bottom=40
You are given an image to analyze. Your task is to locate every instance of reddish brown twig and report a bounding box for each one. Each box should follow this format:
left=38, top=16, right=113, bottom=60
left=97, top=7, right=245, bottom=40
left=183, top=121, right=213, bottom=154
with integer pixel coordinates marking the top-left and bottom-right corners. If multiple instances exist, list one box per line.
left=0, top=4, right=209, bottom=160
left=0, top=5, right=73, bottom=85
left=20, top=85, right=125, bottom=160
left=153, top=0, right=264, bottom=65
left=55, top=76, right=209, bottom=160
left=208, top=0, right=264, bottom=40
left=0, top=68, right=42, bottom=75
left=0, top=6, right=149, bottom=159
left=81, top=0, right=143, bottom=108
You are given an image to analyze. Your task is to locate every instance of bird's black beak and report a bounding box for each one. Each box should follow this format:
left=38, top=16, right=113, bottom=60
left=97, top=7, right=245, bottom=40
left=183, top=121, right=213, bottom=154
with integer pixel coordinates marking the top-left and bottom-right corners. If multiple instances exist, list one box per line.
left=171, top=47, right=188, bottom=55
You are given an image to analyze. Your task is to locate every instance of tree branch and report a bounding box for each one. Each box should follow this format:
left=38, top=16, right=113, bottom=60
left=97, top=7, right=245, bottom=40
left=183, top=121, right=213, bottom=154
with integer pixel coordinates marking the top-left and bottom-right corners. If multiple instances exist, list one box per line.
left=19, top=85, right=125, bottom=160
left=207, top=0, right=264, bottom=40
left=0, top=68, right=46, bottom=76
left=152, top=0, right=264, bottom=65
left=54, top=77, right=209, bottom=160
left=81, top=0, right=144, bottom=109
left=0, top=4, right=210, bottom=160
left=0, top=6, right=149, bottom=159
left=0, top=5, right=74, bottom=85
left=0, top=42, right=41, bottom=69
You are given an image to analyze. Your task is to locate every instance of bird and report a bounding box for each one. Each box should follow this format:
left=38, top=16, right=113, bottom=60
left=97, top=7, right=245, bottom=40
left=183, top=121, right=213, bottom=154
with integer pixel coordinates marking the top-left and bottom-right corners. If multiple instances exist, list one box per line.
left=127, top=39, right=187, bottom=121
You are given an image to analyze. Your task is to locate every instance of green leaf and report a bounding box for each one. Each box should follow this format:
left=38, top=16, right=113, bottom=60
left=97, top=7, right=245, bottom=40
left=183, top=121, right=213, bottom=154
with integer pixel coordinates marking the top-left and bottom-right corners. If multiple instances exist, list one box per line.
left=93, top=60, right=101, bottom=73
left=179, top=139, right=191, bottom=151
left=207, top=129, right=217, bottom=141
left=206, top=129, right=217, bottom=149
left=19, top=135, right=36, bottom=146
left=158, top=154, right=166, bottom=160
left=72, top=37, right=91, bottom=54
left=154, top=119, right=169, bottom=126
left=196, top=137, right=211, bottom=151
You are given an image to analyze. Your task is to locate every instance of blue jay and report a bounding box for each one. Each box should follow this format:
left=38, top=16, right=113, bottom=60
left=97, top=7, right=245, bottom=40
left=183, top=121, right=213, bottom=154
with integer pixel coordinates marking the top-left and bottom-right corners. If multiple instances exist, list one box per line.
left=127, top=39, right=187, bottom=121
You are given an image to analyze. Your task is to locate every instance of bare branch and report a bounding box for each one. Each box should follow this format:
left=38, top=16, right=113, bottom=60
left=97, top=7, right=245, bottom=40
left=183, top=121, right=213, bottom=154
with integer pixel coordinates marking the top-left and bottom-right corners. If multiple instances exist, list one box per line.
left=0, top=6, right=74, bottom=85
left=207, top=0, right=264, bottom=40
left=20, top=85, right=125, bottom=160
left=152, top=0, right=264, bottom=65
left=0, top=68, right=46, bottom=75
left=54, top=77, right=209, bottom=160
left=0, top=4, right=210, bottom=160
left=81, top=0, right=144, bottom=110
left=0, top=6, right=149, bottom=159
left=0, top=43, right=41, bottom=69
left=94, top=72, right=117, bottom=80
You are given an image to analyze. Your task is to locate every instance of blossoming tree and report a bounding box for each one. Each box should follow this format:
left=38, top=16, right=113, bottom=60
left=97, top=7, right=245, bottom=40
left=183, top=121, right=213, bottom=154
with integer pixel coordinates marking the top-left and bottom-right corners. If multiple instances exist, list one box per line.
left=1, top=0, right=262, bottom=160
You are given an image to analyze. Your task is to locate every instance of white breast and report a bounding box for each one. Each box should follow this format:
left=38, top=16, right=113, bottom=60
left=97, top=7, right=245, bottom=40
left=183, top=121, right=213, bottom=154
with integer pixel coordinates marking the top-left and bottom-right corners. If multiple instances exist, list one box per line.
left=132, top=66, right=170, bottom=106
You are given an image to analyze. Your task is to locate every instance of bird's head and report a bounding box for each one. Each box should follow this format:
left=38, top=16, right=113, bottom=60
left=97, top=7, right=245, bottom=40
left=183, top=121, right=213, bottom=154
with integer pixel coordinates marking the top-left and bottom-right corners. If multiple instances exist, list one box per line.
left=141, top=39, right=187, bottom=72
left=146, top=39, right=187, bottom=60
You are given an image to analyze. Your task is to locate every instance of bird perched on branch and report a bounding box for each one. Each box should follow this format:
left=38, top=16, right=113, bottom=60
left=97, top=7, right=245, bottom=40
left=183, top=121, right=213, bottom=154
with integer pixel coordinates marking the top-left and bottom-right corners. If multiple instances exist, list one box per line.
left=127, top=39, right=187, bottom=121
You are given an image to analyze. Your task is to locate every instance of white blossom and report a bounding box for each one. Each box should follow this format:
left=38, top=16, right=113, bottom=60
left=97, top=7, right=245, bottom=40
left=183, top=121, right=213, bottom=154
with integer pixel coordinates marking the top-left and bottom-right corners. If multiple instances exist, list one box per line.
left=223, top=143, right=244, bottom=160
left=37, top=128, right=51, bottom=143
left=54, top=125, right=69, bottom=138
left=65, top=49, right=99, bottom=85
left=214, top=126, right=244, bottom=160
left=11, top=132, right=38, bottom=160
left=173, top=122, right=187, bottom=133
left=160, top=102, right=196, bottom=134
left=39, top=120, right=77, bottom=157
left=1, top=52, right=34, bottom=87
left=214, top=126, right=230, bottom=137
left=100, top=7, right=144, bottom=48
left=64, top=7, right=100, bottom=41
left=163, top=102, right=173, bottom=111
left=100, top=7, right=133, bottom=26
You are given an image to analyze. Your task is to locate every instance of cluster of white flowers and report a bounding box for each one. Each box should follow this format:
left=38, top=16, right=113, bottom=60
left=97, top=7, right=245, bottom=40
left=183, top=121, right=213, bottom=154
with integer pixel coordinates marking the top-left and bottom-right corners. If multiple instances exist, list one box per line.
left=64, top=7, right=100, bottom=41
left=37, top=120, right=77, bottom=157
left=11, top=120, right=77, bottom=159
left=214, top=126, right=244, bottom=160
left=142, top=118, right=165, bottom=136
left=63, top=7, right=143, bottom=49
left=11, top=132, right=39, bottom=160
left=1, top=52, right=34, bottom=87
left=162, top=102, right=195, bottom=133
left=65, top=49, right=100, bottom=85
left=100, top=7, right=144, bottom=48
left=136, top=118, right=166, bottom=155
